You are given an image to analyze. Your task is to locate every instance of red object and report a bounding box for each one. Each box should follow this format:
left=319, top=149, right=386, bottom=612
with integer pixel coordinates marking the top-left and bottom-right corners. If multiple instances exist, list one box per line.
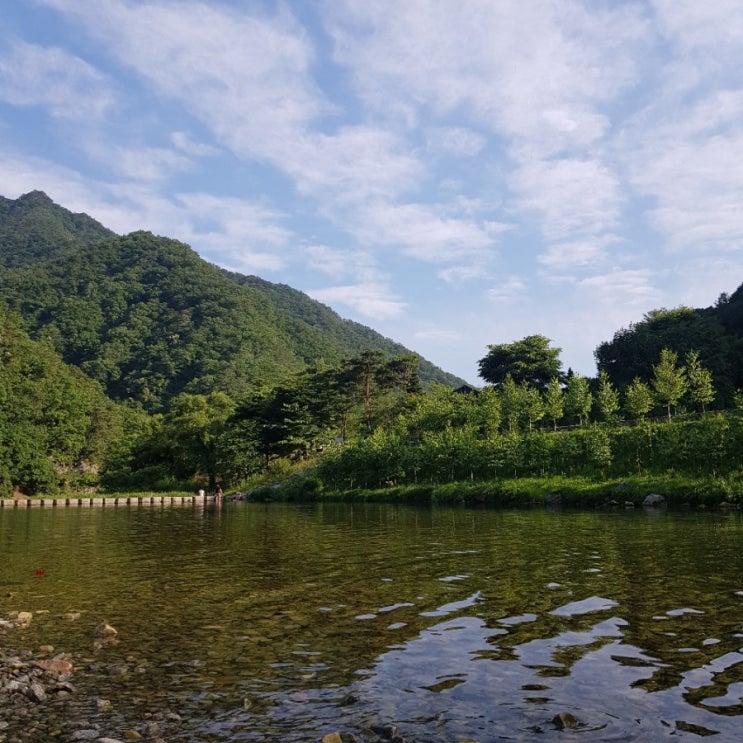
left=34, top=568, right=44, bottom=577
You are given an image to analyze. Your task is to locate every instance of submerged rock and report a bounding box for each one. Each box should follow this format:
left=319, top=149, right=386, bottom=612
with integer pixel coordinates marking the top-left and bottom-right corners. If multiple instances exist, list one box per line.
left=93, top=623, right=118, bottom=639
left=552, top=711, right=579, bottom=729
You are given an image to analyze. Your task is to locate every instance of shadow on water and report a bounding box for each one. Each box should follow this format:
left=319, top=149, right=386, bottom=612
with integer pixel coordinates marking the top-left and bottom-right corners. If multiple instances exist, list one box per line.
left=2, top=503, right=743, bottom=740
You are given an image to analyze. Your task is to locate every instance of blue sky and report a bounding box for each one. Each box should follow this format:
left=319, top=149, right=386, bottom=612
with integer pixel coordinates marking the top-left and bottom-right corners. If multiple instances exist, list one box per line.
left=1, top=1, right=742, bottom=384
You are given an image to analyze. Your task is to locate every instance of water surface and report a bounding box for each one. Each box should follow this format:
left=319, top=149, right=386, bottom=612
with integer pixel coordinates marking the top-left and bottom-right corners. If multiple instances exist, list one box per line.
left=2, top=503, right=743, bottom=741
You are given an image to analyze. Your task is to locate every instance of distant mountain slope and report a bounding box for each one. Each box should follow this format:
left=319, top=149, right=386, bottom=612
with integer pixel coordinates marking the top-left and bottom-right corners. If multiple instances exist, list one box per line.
left=228, top=273, right=460, bottom=387
left=0, top=191, right=464, bottom=411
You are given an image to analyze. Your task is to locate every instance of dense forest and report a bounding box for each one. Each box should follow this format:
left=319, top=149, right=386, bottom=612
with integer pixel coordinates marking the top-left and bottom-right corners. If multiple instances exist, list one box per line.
left=1, top=191, right=743, bottom=500
left=0, top=191, right=463, bottom=413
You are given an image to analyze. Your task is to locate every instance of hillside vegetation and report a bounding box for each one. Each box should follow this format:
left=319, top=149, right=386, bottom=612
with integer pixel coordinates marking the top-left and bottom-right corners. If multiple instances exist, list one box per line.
left=2, top=190, right=743, bottom=501
left=0, top=192, right=463, bottom=413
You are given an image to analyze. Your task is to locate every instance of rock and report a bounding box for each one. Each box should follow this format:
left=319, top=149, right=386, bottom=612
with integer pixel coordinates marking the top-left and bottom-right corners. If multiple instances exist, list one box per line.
left=69, top=731, right=100, bottom=741
left=552, top=712, right=579, bottom=729
left=64, top=611, right=82, bottom=621
left=643, top=493, right=665, bottom=507
left=321, top=734, right=343, bottom=743
left=93, top=623, right=118, bottom=639
left=27, top=681, right=47, bottom=702
left=96, top=698, right=113, bottom=711
left=15, top=611, right=33, bottom=626
left=34, top=658, right=74, bottom=676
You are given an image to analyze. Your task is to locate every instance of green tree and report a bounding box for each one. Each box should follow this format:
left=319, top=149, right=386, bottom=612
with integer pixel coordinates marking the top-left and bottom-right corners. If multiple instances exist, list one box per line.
left=651, top=348, right=687, bottom=421
left=564, top=374, right=592, bottom=426
left=500, top=374, right=521, bottom=432
left=595, top=370, right=620, bottom=422
left=478, top=335, right=562, bottom=392
left=543, top=377, right=564, bottom=430
left=685, top=349, right=715, bottom=413
left=162, top=392, right=234, bottom=488
left=519, top=382, right=545, bottom=431
left=624, top=377, right=654, bottom=421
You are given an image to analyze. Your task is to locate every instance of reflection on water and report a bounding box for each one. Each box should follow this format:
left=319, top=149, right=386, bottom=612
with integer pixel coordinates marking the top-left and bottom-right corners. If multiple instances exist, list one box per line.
left=2, top=503, right=743, bottom=740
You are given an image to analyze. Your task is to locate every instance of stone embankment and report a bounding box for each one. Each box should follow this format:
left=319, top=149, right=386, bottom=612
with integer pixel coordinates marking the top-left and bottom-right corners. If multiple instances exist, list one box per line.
left=0, top=495, right=207, bottom=509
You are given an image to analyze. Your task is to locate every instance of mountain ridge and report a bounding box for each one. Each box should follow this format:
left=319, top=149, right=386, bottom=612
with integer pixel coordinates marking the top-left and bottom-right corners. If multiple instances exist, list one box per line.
left=0, top=191, right=465, bottom=411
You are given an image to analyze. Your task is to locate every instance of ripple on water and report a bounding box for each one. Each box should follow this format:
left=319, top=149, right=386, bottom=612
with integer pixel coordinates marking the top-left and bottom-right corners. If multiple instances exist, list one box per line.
left=549, top=596, right=619, bottom=617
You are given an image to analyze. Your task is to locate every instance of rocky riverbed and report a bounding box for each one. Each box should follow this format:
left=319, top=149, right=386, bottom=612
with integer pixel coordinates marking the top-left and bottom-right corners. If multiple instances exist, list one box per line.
left=1, top=610, right=574, bottom=743
left=0, top=610, right=180, bottom=743
left=0, top=609, right=423, bottom=743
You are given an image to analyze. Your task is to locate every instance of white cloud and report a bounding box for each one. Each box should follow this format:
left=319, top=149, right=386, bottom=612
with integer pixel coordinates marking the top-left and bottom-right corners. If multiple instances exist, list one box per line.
left=486, top=276, right=528, bottom=304
left=174, top=192, right=292, bottom=273
left=307, top=283, right=406, bottom=320
left=425, top=127, right=486, bottom=157
left=110, top=146, right=193, bottom=182
left=538, top=237, right=617, bottom=271
left=579, top=269, right=661, bottom=307
left=170, top=131, right=220, bottom=158
left=324, top=0, right=646, bottom=153
left=438, top=265, right=487, bottom=283
left=304, top=244, right=379, bottom=282
left=355, top=201, right=509, bottom=263
left=0, top=40, right=112, bottom=119
left=511, top=157, right=623, bottom=242
left=651, top=0, right=743, bottom=53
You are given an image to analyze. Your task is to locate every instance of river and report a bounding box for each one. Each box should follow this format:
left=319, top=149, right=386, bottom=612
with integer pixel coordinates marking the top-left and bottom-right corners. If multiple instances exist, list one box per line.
left=1, top=502, right=743, bottom=741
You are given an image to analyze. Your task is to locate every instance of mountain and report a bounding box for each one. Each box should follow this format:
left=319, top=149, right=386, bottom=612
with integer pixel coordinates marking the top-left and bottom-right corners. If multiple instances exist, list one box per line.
left=0, top=191, right=465, bottom=411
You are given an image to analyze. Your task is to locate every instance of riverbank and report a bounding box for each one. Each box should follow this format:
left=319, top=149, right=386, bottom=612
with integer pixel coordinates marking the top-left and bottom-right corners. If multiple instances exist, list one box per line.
left=247, top=472, right=743, bottom=509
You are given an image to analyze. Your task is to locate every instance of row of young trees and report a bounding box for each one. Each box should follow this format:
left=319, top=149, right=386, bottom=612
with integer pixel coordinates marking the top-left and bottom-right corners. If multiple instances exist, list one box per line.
left=312, top=339, right=727, bottom=492
left=477, top=335, right=715, bottom=428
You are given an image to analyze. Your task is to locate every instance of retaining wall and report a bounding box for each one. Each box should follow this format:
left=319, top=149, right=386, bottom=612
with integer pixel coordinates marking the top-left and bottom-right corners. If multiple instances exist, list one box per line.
left=0, top=495, right=211, bottom=508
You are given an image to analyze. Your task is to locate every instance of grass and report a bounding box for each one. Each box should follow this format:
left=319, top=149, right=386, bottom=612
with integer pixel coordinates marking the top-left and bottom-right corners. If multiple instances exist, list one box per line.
left=259, top=472, right=743, bottom=509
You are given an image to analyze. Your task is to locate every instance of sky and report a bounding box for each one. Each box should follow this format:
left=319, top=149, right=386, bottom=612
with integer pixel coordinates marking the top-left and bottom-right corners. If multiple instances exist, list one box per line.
left=1, top=1, right=742, bottom=384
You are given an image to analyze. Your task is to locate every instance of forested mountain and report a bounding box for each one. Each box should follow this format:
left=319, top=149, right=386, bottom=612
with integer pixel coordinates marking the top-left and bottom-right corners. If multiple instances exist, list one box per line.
left=595, top=293, right=743, bottom=405
left=0, top=191, right=463, bottom=411
left=0, top=308, right=129, bottom=494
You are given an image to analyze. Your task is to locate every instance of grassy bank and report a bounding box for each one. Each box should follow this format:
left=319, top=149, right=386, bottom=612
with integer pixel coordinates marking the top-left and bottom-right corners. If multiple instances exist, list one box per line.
left=249, top=472, right=743, bottom=509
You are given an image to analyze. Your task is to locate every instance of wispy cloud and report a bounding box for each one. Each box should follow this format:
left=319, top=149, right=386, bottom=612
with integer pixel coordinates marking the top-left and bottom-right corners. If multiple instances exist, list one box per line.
left=355, top=201, right=509, bottom=263
left=0, top=40, right=113, bottom=119
left=307, top=283, right=406, bottom=320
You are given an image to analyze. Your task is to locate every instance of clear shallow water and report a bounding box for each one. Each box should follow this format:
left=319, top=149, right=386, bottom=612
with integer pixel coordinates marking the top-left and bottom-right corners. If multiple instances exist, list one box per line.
left=2, top=503, right=743, bottom=741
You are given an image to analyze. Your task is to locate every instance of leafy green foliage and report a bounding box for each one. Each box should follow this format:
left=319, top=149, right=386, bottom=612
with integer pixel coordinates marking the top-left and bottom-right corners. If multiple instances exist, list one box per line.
left=595, top=304, right=740, bottom=405
left=0, top=309, right=125, bottom=495
left=651, top=349, right=687, bottom=420
left=478, top=335, right=562, bottom=391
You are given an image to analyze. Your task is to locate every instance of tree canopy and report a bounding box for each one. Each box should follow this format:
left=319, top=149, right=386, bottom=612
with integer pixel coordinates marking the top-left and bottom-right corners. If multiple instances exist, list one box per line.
left=478, top=335, right=562, bottom=391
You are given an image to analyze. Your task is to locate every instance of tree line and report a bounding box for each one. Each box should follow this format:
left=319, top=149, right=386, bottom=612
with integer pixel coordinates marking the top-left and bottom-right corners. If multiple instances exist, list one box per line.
left=0, top=310, right=738, bottom=498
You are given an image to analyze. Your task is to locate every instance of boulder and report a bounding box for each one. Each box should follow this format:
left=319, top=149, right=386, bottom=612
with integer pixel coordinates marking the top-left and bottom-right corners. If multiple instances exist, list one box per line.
left=643, top=493, right=665, bottom=507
